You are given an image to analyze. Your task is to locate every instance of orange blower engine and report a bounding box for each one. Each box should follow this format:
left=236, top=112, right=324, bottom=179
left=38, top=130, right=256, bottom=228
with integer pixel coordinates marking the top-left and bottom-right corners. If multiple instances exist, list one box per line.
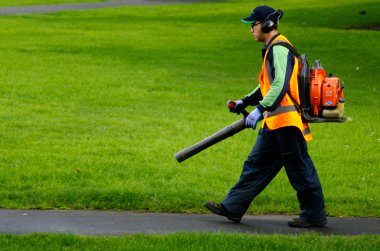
left=304, top=60, right=346, bottom=123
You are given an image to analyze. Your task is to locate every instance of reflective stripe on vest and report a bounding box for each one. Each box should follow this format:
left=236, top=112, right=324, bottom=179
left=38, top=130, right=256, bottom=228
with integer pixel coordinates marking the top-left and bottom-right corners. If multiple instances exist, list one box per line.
left=264, top=105, right=298, bottom=118
left=303, top=127, right=311, bottom=136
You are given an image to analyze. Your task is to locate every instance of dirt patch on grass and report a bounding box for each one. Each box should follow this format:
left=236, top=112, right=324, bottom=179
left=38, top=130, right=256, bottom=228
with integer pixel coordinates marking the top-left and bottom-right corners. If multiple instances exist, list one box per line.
left=347, top=24, right=380, bottom=31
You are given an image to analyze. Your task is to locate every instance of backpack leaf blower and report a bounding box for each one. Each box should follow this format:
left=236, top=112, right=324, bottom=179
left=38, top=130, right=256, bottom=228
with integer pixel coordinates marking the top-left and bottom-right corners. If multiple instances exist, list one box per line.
left=309, top=60, right=345, bottom=121
left=274, top=42, right=346, bottom=123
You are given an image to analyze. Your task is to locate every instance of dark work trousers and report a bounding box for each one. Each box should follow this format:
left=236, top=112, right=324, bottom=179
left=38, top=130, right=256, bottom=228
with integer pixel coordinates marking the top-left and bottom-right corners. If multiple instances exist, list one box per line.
left=221, top=126, right=326, bottom=222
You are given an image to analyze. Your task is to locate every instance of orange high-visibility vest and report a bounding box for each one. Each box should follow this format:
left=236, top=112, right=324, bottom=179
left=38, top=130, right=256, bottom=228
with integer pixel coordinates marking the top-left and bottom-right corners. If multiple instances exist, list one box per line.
left=259, top=34, right=312, bottom=141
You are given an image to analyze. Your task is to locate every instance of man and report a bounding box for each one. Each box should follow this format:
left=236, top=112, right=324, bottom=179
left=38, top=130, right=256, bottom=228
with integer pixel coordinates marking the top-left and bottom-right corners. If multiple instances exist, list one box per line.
left=204, top=6, right=327, bottom=227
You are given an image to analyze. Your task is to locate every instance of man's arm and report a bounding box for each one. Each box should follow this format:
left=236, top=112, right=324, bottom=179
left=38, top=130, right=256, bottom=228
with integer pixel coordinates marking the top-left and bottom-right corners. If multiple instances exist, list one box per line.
left=242, top=85, right=262, bottom=106
left=258, top=45, right=295, bottom=111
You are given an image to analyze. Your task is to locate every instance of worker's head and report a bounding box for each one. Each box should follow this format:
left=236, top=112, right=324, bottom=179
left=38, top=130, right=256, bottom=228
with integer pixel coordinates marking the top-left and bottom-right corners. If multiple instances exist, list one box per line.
left=242, top=6, right=283, bottom=42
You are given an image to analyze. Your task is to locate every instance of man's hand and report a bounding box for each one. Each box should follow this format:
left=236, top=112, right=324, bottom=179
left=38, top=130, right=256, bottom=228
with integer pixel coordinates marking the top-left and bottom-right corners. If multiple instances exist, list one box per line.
left=245, top=107, right=264, bottom=130
left=229, top=100, right=247, bottom=115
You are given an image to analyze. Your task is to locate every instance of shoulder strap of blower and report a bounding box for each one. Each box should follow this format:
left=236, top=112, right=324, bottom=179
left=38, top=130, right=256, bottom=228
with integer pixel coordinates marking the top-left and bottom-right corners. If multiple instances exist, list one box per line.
left=273, top=41, right=299, bottom=56
left=272, top=42, right=311, bottom=121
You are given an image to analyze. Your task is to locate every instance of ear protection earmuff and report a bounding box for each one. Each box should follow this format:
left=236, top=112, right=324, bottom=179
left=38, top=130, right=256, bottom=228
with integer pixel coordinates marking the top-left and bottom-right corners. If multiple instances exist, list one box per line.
left=261, top=10, right=283, bottom=33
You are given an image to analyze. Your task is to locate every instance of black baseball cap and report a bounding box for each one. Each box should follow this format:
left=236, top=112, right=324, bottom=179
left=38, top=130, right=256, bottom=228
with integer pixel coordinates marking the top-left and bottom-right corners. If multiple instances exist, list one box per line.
left=241, top=6, right=276, bottom=24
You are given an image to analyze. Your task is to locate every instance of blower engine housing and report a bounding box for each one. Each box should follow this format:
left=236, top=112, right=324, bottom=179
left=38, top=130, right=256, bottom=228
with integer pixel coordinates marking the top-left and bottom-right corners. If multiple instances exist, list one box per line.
left=302, top=60, right=346, bottom=123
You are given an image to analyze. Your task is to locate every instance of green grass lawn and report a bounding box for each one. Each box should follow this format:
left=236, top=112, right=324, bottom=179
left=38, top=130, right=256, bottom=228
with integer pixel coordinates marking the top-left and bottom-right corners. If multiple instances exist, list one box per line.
left=0, top=0, right=105, bottom=7
left=1, top=233, right=379, bottom=251
left=0, top=0, right=378, bottom=218
left=0, top=0, right=379, bottom=249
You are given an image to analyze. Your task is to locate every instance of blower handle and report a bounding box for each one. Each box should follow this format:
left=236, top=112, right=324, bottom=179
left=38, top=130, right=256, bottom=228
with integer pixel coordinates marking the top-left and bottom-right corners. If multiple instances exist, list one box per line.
left=227, top=100, right=250, bottom=117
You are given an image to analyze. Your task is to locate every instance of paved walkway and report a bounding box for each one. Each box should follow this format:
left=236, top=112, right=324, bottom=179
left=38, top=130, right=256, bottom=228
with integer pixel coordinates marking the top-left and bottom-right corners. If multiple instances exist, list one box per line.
left=0, top=0, right=213, bottom=15
left=1, top=209, right=379, bottom=235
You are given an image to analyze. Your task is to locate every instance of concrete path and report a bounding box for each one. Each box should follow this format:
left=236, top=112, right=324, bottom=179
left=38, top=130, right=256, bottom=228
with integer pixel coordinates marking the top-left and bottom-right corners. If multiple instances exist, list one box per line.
left=0, top=209, right=379, bottom=236
left=0, top=0, right=213, bottom=15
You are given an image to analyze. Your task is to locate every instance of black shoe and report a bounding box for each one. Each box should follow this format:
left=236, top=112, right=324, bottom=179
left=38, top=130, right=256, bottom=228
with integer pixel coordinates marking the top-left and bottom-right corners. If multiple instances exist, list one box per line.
left=204, top=201, right=241, bottom=223
left=288, top=217, right=327, bottom=227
